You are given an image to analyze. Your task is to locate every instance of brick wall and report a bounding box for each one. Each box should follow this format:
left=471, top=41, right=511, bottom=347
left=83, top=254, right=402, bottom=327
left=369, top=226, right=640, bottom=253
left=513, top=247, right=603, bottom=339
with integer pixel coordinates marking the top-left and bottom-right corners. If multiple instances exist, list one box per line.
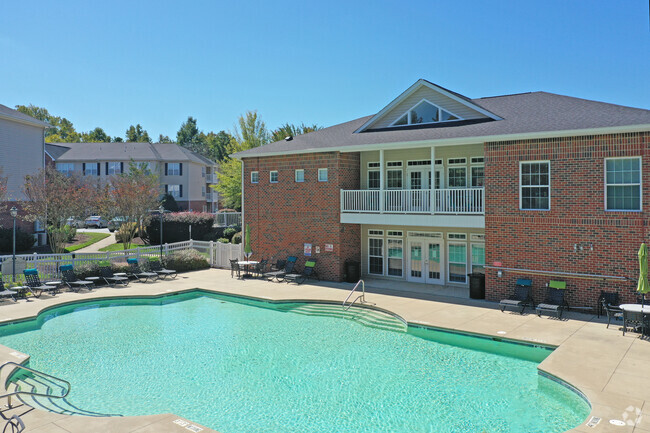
left=243, top=152, right=361, bottom=281
left=485, top=132, right=650, bottom=307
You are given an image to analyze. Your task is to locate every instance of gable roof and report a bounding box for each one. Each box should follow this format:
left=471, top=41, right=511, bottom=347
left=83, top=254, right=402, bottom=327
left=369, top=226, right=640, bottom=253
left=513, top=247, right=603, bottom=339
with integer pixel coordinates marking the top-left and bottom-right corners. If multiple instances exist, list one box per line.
left=0, top=103, right=51, bottom=128
left=234, top=91, right=650, bottom=159
left=46, top=142, right=216, bottom=165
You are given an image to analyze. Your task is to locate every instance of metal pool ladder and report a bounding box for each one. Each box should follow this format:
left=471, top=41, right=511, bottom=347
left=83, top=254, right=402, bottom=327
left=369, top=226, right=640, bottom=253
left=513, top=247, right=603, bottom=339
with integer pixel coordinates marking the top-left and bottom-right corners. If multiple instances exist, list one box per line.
left=0, top=361, right=71, bottom=408
left=342, top=280, right=373, bottom=311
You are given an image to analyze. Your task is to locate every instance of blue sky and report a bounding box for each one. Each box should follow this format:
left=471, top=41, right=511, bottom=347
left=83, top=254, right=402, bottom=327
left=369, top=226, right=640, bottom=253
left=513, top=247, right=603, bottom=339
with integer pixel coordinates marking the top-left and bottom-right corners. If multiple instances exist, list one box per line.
left=1, top=0, right=648, bottom=140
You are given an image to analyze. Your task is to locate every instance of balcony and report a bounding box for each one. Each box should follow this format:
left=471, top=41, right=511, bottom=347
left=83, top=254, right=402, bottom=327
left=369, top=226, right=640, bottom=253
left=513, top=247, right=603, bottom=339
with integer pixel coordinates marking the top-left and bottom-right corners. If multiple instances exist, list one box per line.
left=206, top=173, right=218, bottom=184
left=205, top=192, right=219, bottom=203
left=340, top=188, right=484, bottom=228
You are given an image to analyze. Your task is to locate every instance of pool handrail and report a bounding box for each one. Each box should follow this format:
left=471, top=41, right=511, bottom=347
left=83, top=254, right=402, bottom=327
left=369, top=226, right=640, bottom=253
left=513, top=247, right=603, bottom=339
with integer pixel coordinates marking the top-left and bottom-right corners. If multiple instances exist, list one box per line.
left=0, top=361, right=71, bottom=408
left=343, top=279, right=366, bottom=311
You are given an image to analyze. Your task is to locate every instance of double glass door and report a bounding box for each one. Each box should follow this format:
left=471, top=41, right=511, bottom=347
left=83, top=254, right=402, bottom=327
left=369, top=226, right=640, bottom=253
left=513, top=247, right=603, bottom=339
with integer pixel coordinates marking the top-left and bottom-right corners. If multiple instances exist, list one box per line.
left=407, top=240, right=442, bottom=284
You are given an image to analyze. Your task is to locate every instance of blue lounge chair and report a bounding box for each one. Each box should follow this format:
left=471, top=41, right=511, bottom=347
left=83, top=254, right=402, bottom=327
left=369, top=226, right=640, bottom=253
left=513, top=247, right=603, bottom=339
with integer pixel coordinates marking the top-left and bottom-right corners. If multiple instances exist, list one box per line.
left=23, top=269, right=59, bottom=297
left=264, top=256, right=297, bottom=282
left=60, top=265, right=94, bottom=292
left=499, top=279, right=534, bottom=314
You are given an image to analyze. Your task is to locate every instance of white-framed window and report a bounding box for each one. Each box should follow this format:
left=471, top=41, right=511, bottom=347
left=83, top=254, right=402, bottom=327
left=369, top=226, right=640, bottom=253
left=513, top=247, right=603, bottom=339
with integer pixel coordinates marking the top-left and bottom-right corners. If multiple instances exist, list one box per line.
left=202, top=166, right=206, bottom=177
left=387, top=238, right=403, bottom=277
left=605, top=157, right=641, bottom=211
left=387, top=230, right=403, bottom=237
left=367, top=162, right=380, bottom=189
left=471, top=243, right=485, bottom=274
left=270, top=171, right=279, bottom=183
left=83, top=163, right=99, bottom=176
left=448, top=243, right=467, bottom=284
left=447, top=233, right=467, bottom=240
left=368, top=229, right=384, bottom=236
left=391, top=99, right=461, bottom=126
left=520, top=161, right=550, bottom=210
left=107, top=162, right=122, bottom=175
left=318, top=168, right=328, bottom=182
left=295, top=169, right=305, bottom=182
left=471, top=166, right=484, bottom=187
left=167, top=184, right=181, bottom=198
left=202, top=186, right=206, bottom=197
left=386, top=162, right=403, bottom=189
left=167, top=163, right=181, bottom=176
left=56, top=163, right=74, bottom=175
left=368, top=237, right=384, bottom=275
left=448, top=158, right=466, bottom=188
left=251, top=171, right=259, bottom=184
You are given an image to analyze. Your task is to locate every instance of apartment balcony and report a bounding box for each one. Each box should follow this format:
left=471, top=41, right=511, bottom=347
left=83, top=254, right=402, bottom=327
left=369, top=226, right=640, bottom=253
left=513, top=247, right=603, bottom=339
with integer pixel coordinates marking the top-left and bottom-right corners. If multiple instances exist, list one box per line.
left=205, top=192, right=219, bottom=203
left=340, top=188, right=484, bottom=228
left=206, top=173, right=218, bottom=184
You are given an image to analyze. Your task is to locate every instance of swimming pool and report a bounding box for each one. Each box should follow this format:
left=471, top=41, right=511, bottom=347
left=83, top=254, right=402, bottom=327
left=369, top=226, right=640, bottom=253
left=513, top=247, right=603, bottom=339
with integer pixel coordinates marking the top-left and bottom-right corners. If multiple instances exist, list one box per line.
left=0, top=292, right=589, bottom=433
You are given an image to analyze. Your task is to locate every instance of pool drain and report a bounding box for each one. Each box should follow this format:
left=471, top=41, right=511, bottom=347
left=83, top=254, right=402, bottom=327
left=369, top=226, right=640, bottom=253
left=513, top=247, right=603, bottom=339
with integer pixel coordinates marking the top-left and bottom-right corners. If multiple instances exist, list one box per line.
left=609, top=419, right=626, bottom=426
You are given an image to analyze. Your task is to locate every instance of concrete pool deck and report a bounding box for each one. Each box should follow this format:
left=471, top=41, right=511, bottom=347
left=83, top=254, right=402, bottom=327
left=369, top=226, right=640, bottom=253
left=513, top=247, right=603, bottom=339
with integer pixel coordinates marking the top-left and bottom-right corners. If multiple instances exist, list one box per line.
left=0, top=268, right=647, bottom=432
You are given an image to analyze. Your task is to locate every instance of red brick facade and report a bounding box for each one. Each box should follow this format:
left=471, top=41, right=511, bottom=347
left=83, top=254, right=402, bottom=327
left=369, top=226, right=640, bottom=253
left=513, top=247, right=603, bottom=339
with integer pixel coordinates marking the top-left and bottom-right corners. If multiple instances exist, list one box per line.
left=243, top=152, right=361, bottom=281
left=485, top=132, right=650, bottom=307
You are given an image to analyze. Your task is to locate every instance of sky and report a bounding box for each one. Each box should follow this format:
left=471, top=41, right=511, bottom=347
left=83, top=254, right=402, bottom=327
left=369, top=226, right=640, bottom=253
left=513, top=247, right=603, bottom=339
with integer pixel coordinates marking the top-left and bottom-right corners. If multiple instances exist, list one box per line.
left=1, top=0, right=649, bottom=141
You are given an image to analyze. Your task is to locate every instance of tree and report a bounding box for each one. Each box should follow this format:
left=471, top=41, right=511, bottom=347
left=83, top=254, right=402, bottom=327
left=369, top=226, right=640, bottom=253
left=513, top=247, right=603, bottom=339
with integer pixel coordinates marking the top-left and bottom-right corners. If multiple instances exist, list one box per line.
left=158, top=134, right=173, bottom=143
left=107, top=161, right=160, bottom=249
left=81, top=127, right=111, bottom=142
left=176, top=117, right=201, bottom=150
left=161, top=193, right=179, bottom=212
left=203, top=130, right=232, bottom=162
left=125, top=124, right=152, bottom=143
left=214, top=111, right=270, bottom=209
left=15, top=104, right=81, bottom=143
left=271, top=123, right=321, bottom=142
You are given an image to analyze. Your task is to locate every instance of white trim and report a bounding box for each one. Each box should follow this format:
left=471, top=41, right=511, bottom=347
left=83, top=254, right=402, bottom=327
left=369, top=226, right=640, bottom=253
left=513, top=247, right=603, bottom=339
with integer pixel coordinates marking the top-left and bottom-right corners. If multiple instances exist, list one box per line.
left=388, top=98, right=464, bottom=127
left=0, top=112, right=51, bottom=129
left=294, top=169, right=305, bottom=183
left=368, top=229, right=384, bottom=236
left=386, top=237, right=404, bottom=277
left=447, top=241, right=468, bottom=285
left=470, top=156, right=484, bottom=164
left=519, top=160, right=551, bottom=211
left=269, top=170, right=279, bottom=183
left=604, top=156, right=642, bottom=212
left=386, top=168, right=403, bottom=189
left=318, top=168, right=328, bottom=182
left=367, top=168, right=380, bottom=189
left=447, top=233, right=467, bottom=240
left=447, top=157, right=467, bottom=165
left=367, top=236, right=384, bottom=276
left=470, top=165, right=484, bottom=188
left=250, top=171, right=259, bottom=184
left=470, top=242, right=486, bottom=274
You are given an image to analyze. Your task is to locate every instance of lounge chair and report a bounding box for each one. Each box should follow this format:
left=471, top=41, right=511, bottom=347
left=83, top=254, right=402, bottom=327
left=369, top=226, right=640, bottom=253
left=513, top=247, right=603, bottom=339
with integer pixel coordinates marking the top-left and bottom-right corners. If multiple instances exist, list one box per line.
left=499, top=279, right=534, bottom=314
left=99, top=265, right=130, bottom=287
left=148, top=259, right=177, bottom=279
left=601, top=299, right=623, bottom=329
left=253, top=259, right=268, bottom=278
left=0, top=275, right=17, bottom=302
left=535, top=280, right=568, bottom=319
left=60, top=265, right=95, bottom=292
left=126, top=258, right=158, bottom=283
left=264, top=256, right=297, bottom=282
left=23, top=269, right=59, bottom=297
left=284, top=259, right=319, bottom=284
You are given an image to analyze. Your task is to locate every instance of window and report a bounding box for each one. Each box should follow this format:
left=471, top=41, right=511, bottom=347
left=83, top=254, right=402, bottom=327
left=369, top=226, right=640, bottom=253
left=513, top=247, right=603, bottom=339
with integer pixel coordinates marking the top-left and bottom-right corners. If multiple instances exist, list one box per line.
left=251, top=171, right=259, bottom=184
left=387, top=239, right=403, bottom=277
left=107, top=162, right=122, bottom=175
left=407, top=160, right=431, bottom=167
left=270, top=171, right=279, bottom=183
left=318, top=168, right=328, bottom=182
left=387, top=230, right=403, bottom=237
left=471, top=157, right=484, bottom=164
left=368, top=229, right=384, bottom=236
left=448, top=243, right=467, bottom=283
left=202, top=166, right=206, bottom=177
left=448, top=167, right=466, bottom=187
left=471, top=166, right=484, bottom=187
left=56, top=163, right=74, bottom=175
left=471, top=244, right=485, bottom=274
left=605, top=157, right=641, bottom=211
left=167, top=184, right=181, bottom=198
left=368, top=237, right=383, bottom=275
left=83, top=163, right=99, bottom=176
left=391, top=100, right=460, bottom=126
left=166, top=163, right=181, bottom=176
left=368, top=170, right=380, bottom=189
left=202, top=186, right=206, bottom=197
left=520, top=161, right=550, bottom=210
left=295, top=169, right=305, bottom=182
left=387, top=169, right=402, bottom=189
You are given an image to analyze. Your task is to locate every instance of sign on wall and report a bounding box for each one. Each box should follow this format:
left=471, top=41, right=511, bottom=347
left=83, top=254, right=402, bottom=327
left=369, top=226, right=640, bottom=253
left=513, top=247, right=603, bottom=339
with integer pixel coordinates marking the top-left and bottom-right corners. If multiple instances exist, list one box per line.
left=304, top=243, right=312, bottom=256
left=325, top=244, right=334, bottom=252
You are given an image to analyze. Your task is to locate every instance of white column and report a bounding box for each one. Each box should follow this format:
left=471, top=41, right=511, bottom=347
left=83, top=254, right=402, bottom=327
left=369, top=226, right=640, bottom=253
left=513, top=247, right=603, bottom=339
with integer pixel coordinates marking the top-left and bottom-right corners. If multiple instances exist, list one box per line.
left=379, top=149, right=385, bottom=213
left=430, top=146, right=436, bottom=214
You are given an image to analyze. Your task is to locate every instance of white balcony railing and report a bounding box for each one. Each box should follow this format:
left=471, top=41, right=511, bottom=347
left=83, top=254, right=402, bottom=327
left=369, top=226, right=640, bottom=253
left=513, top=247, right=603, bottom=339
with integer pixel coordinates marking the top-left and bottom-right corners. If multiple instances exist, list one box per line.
left=206, top=192, right=219, bottom=203
left=341, top=188, right=484, bottom=214
left=206, top=173, right=218, bottom=184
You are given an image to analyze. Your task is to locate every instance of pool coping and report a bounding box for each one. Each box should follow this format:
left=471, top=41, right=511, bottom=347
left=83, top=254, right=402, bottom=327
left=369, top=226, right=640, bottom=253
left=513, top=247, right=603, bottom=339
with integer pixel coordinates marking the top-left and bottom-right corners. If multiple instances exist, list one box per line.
left=0, top=269, right=646, bottom=433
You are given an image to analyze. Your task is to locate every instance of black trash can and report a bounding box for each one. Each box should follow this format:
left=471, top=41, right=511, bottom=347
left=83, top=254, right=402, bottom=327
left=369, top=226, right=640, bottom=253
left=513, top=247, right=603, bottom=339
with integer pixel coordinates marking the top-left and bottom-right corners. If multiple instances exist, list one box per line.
left=468, top=273, right=485, bottom=299
left=345, top=260, right=360, bottom=283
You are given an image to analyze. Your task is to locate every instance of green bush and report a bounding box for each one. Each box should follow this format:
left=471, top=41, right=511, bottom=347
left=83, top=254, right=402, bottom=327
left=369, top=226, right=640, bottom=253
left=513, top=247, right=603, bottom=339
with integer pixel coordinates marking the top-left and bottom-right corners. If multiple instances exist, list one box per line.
left=223, top=227, right=237, bottom=240
left=217, top=237, right=230, bottom=243
left=144, top=212, right=216, bottom=244
left=72, top=261, right=101, bottom=279
left=161, top=193, right=180, bottom=212
left=115, top=222, right=138, bottom=244
left=0, top=228, right=36, bottom=253
left=232, top=231, right=242, bottom=244
left=164, top=249, right=209, bottom=272
left=62, top=225, right=77, bottom=243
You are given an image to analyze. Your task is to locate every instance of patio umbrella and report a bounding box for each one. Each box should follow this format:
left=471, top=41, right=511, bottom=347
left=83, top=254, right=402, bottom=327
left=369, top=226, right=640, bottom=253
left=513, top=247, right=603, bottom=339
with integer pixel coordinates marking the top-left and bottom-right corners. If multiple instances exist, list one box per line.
left=637, top=243, right=650, bottom=307
left=244, top=224, right=252, bottom=260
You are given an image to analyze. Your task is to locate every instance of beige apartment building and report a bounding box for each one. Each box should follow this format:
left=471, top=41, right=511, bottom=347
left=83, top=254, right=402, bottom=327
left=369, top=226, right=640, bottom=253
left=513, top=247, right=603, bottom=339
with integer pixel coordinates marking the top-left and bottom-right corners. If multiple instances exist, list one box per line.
left=46, top=142, right=220, bottom=212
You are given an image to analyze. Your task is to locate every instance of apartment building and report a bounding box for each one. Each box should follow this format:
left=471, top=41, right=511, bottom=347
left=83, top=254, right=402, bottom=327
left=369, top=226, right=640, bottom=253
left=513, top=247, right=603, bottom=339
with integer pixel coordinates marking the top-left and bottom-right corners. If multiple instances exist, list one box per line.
left=46, top=142, right=220, bottom=212
left=235, top=79, right=650, bottom=307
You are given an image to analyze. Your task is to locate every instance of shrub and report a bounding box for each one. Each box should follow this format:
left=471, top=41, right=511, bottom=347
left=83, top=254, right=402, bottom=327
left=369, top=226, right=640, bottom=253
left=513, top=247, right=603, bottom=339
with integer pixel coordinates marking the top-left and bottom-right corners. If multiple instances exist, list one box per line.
left=144, top=212, right=215, bottom=244
left=0, top=228, right=36, bottom=253
left=115, top=222, right=138, bottom=245
left=232, top=231, right=242, bottom=244
left=161, top=193, right=180, bottom=212
left=164, top=249, right=210, bottom=272
left=217, top=237, right=230, bottom=243
left=223, top=227, right=237, bottom=240
left=72, top=261, right=101, bottom=279
left=62, top=225, right=77, bottom=243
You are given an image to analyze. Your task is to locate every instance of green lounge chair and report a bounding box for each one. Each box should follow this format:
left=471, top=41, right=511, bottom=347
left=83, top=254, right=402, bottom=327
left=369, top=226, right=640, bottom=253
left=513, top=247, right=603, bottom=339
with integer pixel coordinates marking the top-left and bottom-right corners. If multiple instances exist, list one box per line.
left=284, top=259, right=319, bottom=284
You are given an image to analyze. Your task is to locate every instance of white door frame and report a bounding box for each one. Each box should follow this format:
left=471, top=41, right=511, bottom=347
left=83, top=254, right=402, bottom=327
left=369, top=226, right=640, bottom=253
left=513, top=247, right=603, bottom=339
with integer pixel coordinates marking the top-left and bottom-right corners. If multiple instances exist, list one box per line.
left=407, top=237, right=444, bottom=284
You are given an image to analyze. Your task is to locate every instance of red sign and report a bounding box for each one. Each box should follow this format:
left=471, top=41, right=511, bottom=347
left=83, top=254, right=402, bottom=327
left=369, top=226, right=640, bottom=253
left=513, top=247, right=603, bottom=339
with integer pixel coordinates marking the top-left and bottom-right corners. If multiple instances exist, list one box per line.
left=493, top=261, right=502, bottom=267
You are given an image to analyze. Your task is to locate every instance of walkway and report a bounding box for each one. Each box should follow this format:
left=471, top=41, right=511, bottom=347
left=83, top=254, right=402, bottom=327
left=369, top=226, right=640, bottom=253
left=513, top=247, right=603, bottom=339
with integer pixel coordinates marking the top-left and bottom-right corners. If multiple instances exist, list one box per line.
left=0, top=269, right=647, bottom=432
left=73, top=233, right=115, bottom=253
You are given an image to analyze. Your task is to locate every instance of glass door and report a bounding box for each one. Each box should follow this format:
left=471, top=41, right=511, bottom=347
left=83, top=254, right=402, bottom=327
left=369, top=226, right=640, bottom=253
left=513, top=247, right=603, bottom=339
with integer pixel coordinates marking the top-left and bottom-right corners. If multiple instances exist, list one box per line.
left=407, top=240, right=424, bottom=283
left=408, top=240, right=443, bottom=284
left=426, top=242, right=442, bottom=284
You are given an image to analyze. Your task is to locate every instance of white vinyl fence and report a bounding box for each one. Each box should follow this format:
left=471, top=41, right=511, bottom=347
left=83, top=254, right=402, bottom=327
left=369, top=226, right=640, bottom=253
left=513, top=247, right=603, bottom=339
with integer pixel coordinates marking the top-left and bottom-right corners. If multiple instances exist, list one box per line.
left=0, top=240, right=242, bottom=278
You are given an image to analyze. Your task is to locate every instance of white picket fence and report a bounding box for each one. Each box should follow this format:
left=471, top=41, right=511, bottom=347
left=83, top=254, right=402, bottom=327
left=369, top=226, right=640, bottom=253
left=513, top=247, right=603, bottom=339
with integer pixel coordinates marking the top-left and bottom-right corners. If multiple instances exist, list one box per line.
left=0, top=240, right=242, bottom=278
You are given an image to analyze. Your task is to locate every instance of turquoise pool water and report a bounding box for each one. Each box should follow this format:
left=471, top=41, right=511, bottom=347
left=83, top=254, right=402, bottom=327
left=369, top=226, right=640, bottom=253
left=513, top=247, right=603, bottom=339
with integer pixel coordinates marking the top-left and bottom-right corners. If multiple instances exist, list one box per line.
left=0, top=293, right=589, bottom=433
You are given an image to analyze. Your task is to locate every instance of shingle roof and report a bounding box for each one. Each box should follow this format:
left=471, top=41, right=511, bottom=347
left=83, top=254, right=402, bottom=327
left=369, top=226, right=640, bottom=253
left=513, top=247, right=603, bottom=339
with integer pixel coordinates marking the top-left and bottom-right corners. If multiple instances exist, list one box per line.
left=44, top=143, right=70, bottom=160
left=235, top=91, right=650, bottom=158
left=47, top=142, right=216, bottom=165
left=0, top=103, right=51, bottom=128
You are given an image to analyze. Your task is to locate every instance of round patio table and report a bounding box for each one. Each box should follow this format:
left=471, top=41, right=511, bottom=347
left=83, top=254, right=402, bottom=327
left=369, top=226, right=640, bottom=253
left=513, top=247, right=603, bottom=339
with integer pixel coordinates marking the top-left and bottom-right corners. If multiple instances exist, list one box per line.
left=620, top=304, right=650, bottom=335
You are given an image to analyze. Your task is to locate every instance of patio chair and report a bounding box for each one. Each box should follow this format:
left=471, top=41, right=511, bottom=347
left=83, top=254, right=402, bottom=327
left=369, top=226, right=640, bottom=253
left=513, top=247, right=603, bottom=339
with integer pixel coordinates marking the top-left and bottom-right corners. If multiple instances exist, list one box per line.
left=622, top=309, right=647, bottom=336
left=597, top=291, right=620, bottom=318
left=126, top=258, right=158, bottom=283
left=99, top=265, right=130, bottom=287
left=229, top=259, right=241, bottom=279
left=284, top=259, right=320, bottom=285
left=0, top=275, right=17, bottom=302
left=271, top=259, right=286, bottom=272
left=60, top=265, right=95, bottom=292
left=535, top=280, right=568, bottom=319
left=264, top=256, right=297, bottom=282
left=253, top=259, right=268, bottom=278
left=601, top=298, right=623, bottom=329
left=148, top=259, right=177, bottom=279
left=499, top=279, right=534, bottom=314
left=23, top=269, right=59, bottom=297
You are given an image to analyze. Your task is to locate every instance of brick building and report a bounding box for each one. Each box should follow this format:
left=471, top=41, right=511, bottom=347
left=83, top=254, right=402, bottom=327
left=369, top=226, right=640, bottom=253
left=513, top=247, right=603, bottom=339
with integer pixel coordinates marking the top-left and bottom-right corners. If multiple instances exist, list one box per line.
left=235, top=80, right=650, bottom=307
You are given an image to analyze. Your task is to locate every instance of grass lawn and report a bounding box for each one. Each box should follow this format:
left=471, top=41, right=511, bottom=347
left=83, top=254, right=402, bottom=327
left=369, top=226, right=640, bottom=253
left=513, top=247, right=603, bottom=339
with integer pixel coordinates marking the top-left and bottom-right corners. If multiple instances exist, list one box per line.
left=65, top=233, right=111, bottom=253
left=99, top=242, right=142, bottom=252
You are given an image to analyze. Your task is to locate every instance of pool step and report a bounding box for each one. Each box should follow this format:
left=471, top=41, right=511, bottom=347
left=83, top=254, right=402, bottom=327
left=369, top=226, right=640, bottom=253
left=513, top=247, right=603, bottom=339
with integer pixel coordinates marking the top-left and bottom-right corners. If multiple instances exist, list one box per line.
left=9, top=372, right=120, bottom=417
left=282, top=303, right=406, bottom=333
